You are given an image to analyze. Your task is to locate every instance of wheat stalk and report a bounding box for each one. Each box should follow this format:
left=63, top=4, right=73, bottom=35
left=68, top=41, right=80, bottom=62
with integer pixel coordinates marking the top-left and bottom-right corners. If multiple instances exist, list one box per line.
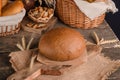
left=92, top=31, right=119, bottom=45
left=16, top=43, right=25, bottom=51
left=16, top=36, right=34, bottom=51
left=92, top=31, right=100, bottom=45
left=22, top=36, right=26, bottom=50
left=100, top=39, right=118, bottom=45
left=26, top=37, right=34, bottom=50
left=29, top=52, right=37, bottom=71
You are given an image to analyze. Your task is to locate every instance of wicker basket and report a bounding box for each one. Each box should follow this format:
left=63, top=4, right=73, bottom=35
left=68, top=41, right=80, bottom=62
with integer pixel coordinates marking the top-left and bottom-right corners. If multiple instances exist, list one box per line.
left=0, top=9, right=26, bottom=36
left=55, top=0, right=106, bottom=29
left=28, top=7, right=54, bottom=23
left=0, top=24, right=21, bottom=36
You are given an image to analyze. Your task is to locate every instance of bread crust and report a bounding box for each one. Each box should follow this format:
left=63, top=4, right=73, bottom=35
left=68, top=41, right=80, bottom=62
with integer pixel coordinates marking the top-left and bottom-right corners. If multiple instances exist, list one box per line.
left=0, top=0, right=1, bottom=16
left=39, top=27, right=86, bottom=61
left=2, top=0, right=8, bottom=8
left=2, top=1, right=24, bottom=16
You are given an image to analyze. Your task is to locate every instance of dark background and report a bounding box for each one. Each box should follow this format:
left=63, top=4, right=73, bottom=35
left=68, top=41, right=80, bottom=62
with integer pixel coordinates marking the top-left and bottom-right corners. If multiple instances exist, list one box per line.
left=105, top=0, right=120, bottom=40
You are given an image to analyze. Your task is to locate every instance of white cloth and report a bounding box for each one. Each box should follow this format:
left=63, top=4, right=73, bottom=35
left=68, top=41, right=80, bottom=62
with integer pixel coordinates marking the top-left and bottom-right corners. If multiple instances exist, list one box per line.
left=74, top=0, right=118, bottom=20
left=0, top=9, right=26, bottom=26
left=0, top=9, right=26, bottom=33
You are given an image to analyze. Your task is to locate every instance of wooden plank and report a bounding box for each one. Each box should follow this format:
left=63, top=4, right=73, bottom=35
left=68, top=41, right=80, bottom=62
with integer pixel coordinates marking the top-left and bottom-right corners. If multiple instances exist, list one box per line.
left=0, top=17, right=57, bottom=53
left=0, top=30, right=41, bottom=53
left=0, top=20, right=119, bottom=53
left=0, top=54, right=14, bottom=80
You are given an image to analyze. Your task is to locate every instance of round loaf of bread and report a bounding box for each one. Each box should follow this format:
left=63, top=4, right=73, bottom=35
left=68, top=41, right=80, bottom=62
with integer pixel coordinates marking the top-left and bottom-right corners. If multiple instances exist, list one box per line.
left=39, top=27, right=86, bottom=61
left=2, top=1, right=24, bottom=16
left=2, top=0, right=8, bottom=8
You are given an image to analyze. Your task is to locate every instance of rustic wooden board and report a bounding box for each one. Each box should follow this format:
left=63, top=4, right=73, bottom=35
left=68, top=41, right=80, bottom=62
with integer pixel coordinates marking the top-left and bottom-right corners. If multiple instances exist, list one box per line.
left=0, top=21, right=120, bottom=80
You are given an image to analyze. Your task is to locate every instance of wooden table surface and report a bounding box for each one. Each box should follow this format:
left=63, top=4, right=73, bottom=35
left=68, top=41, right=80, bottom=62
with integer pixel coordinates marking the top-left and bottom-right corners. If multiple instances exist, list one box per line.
left=0, top=20, right=120, bottom=80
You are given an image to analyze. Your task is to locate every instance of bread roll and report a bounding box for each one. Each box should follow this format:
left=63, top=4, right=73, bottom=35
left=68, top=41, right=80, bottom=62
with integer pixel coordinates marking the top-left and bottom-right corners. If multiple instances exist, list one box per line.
left=0, top=0, right=1, bottom=16
left=39, top=27, right=86, bottom=61
left=86, top=0, right=95, bottom=3
left=2, top=0, right=8, bottom=8
left=2, top=1, right=24, bottom=16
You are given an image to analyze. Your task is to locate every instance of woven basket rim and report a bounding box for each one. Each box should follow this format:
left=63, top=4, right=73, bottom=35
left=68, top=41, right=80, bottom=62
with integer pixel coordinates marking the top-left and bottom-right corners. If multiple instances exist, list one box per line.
left=0, top=9, right=26, bottom=21
left=0, top=25, right=20, bottom=37
left=55, top=0, right=105, bottom=29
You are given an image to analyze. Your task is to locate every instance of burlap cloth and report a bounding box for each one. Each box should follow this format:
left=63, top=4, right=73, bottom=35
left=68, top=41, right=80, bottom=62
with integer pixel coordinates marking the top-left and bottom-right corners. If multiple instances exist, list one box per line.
left=8, top=44, right=120, bottom=80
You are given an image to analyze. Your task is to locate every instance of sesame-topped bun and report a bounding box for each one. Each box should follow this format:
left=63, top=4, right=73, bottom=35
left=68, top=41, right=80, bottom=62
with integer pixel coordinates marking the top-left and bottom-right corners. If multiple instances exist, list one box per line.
left=38, top=27, right=86, bottom=61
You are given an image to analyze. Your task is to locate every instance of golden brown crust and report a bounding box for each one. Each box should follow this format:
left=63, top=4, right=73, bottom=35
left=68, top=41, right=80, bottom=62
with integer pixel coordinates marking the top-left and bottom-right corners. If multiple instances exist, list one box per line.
left=86, top=0, right=95, bottom=3
left=1, top=0, right=8, bottom=8
left=39, top=27, right=86, bottom=61
left=0, top=0, right=1, bottom=16
left=2, top=1, right=24, bottom=16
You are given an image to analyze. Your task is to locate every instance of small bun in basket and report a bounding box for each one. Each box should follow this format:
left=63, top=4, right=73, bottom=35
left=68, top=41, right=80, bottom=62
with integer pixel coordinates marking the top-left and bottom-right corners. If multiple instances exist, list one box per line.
left=0, top=9, right=26, bottom=36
